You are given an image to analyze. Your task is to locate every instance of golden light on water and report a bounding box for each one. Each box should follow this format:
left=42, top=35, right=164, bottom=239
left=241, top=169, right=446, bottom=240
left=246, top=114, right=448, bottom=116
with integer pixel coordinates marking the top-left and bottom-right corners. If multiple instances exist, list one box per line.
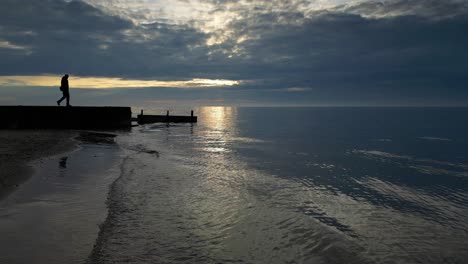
left=198, top=106, right=238, bottom=153
left=0, top=75, right=240, bottom=89
left=200, top=106, right=237, bottom=132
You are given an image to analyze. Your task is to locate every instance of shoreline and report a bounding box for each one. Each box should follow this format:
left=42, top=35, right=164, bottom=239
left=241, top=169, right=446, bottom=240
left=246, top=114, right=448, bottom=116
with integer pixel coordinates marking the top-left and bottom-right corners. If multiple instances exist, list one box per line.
left=0, top=130, right=122, bottom=264
left=0, top=130, right=78, bottom=200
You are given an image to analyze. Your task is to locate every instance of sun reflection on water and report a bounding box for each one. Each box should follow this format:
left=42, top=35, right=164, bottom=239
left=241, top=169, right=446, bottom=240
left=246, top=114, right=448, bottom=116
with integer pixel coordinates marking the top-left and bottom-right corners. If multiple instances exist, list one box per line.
left=197, top=106, right=238, bottom=154
left=199, top=106, right=237, bottom=131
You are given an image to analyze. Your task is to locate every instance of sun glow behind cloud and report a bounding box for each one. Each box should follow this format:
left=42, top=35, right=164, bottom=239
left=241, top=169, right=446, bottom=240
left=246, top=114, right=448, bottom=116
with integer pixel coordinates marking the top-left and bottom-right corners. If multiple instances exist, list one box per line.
left=84, top=0, right=358, bottom=46
left=0, top=75, right=240, bottom=89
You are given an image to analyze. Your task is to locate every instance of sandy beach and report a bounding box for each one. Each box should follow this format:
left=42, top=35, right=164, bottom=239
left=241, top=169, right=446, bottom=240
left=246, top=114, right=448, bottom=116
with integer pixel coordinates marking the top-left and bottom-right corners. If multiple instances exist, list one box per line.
left=0, top=130, right=78, bottom=199
left=0, top=130, right=122, bottom=264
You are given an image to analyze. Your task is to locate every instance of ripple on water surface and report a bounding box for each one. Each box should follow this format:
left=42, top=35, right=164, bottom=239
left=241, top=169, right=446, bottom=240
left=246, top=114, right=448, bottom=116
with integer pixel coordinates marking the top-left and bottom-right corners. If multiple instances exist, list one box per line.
left=90, top=107, right=468, bottom=264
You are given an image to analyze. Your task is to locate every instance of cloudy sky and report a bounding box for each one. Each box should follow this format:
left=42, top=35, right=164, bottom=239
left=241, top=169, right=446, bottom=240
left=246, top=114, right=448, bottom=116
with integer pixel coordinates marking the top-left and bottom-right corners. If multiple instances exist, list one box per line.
left=0, top=0, right=467, bottom=106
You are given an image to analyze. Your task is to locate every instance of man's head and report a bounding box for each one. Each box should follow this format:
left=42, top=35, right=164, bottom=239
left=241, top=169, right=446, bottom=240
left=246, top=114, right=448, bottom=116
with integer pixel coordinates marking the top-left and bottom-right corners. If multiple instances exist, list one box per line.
left=64, top=74, right=69, bottom=79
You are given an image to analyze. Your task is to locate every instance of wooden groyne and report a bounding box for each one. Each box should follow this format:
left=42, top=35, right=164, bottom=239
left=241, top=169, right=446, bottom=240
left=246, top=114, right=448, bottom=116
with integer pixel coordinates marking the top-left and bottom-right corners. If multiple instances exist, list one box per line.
left=137, top=110, right=197, bottom=124
left=0, top=106, right=131, bottom=129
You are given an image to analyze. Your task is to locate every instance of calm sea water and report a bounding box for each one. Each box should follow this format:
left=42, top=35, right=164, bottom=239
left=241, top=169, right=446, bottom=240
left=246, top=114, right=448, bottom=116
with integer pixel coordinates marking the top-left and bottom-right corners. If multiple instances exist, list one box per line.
left=89, top=107, right=468, bottom=264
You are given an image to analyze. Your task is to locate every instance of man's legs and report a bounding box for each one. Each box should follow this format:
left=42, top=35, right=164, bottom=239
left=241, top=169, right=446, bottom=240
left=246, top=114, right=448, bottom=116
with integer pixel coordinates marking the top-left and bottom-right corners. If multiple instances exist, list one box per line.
left=57, top=91, right=70, bottom=106
left=66, top=93, right=71, bottom=106
left=57, top=94, right=66, bottom=105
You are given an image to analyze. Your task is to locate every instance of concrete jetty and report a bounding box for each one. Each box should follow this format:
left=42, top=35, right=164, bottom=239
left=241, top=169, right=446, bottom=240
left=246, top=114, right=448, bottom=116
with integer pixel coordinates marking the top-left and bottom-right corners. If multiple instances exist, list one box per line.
left=0, top=106, right=131, bottom=129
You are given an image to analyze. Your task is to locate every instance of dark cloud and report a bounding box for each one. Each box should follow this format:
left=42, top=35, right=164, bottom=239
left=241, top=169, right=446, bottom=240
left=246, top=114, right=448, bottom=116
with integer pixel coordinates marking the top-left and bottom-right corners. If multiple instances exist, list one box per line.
left=204, top=7, right=468, bottom=100
left=0, top=0, right=207, bottom=78
left=0, top=0, right=129, bottom=75
left=338, top=0, right=468, bottom=18
left=0, top=0, right=130, bottom=31
left=1, top=0, right=468, bottom=105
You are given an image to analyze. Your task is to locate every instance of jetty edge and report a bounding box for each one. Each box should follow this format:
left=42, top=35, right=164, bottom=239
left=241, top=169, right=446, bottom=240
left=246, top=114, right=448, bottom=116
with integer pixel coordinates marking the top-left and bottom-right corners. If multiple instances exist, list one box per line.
left=0, top=106, right=131, bottom=129
left=0, top=106, right=198, bottom=129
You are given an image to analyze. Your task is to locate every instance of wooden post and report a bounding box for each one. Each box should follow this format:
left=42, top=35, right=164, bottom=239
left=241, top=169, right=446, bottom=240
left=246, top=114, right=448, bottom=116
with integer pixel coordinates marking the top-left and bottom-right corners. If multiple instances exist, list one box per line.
left=191, top=110, right=193, bottom=117
left=140, top=109, right=144, bottom=116
left=166, top=110, right=169, bottom=117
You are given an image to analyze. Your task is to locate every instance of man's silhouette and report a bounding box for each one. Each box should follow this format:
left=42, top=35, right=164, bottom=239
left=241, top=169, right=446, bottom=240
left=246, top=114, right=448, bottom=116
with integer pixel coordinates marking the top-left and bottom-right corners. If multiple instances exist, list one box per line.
left=57, top=74, right=71, bottom=106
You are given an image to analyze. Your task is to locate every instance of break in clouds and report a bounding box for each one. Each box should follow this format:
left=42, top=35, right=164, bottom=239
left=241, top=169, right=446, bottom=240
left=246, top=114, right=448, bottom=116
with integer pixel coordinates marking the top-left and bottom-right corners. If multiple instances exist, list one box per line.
left=0, top=0, right=468, bottom=105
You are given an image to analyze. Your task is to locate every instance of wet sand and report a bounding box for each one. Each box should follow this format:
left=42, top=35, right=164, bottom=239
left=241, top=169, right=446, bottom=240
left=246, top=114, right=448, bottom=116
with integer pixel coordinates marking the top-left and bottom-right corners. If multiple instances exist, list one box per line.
left=0, top=130, right=78, bottom=199
left=0, top=130, right=122, bottom=264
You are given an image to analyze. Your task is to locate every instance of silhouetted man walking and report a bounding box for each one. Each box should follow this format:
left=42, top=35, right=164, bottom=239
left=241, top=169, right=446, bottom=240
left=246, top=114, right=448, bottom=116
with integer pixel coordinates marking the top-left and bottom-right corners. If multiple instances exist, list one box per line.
left=57, top=74, right=71, bottom=106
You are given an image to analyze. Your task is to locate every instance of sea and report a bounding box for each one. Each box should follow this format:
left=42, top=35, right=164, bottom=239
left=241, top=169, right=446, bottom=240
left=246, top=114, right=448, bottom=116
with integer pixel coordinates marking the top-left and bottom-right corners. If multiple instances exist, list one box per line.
left=2, top=107, right=468, bottom=264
